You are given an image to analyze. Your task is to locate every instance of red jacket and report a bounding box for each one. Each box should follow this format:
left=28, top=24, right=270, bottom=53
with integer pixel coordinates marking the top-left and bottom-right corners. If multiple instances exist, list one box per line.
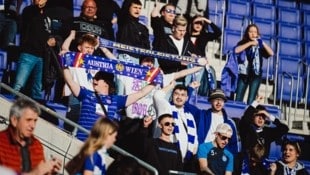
left=0, top=126, right=44, bottom=173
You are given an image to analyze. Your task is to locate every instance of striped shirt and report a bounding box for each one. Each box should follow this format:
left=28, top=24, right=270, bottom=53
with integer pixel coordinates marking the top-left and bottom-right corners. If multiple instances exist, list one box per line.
left=76, top=87, right=127, bottom=140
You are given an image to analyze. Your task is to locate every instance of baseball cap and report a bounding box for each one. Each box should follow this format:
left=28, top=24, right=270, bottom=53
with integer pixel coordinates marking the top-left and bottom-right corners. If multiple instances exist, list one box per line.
left=215, top=123, right=233, bottom=137
left=208, top=89, right=227, bottom=102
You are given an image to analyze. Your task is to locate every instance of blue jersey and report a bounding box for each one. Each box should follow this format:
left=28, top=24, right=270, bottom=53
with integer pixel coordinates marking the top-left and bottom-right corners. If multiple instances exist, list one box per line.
left=198, top=142, right=234, bottom=174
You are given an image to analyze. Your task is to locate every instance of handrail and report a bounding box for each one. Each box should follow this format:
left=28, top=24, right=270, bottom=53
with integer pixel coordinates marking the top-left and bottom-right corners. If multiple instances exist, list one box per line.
left=304, top=65, right=310, bottom=121
left=279, top=72, right=294, bottom=128
left=294, top=60, right=307, bottom=120
left=219, top=0, right=226, bottom=63
left=0, top=83, right=158, bottom=175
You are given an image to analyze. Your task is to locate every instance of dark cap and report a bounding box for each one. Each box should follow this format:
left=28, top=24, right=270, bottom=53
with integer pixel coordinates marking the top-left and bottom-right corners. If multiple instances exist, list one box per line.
left=93, top=71, right=115, bottom=86
left=208, top=89, right=227, bottom=102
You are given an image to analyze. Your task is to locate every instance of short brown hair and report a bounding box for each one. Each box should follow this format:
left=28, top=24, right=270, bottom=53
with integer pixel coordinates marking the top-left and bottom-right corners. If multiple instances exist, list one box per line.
left=77, top=34, right=98, bottom=47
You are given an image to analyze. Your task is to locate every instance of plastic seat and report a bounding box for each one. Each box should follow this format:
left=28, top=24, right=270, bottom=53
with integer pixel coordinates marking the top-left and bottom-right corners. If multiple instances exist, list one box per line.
left=252, top=18, right=276, bottom=37
left=252, top=0, right=274, bottom=5
left=252, top=3, right=276, bottom=20
left=208, top=0, right=225, bottom=13
left=278, top=22, right=302, bottom=40
left=260, top=37, right=276, bottom=80
left=223, top=30, right=242, bottom=54
left=226, top=14, right=249, bottom=32
left=278, top=57, right=304, bottom=76
left=300, top=2, right=310, bottom=11
left=278, top=7, right=301, bottom=24
left=275, top=0, right=297, bottom=8
left=304, top=11, right=310, bottom=27
left=209, top=12, right=223, bottom=29
left=0, top=51, right=7, bottom=70
left=277, top=39, right=302, bottom=59
left=304, top=26, right=310, bottom=42
left=227, top=1, right=251, bottom=16
left=276, top=73, right=304, bottom=103
left=305, top=42, right=310, bottom=64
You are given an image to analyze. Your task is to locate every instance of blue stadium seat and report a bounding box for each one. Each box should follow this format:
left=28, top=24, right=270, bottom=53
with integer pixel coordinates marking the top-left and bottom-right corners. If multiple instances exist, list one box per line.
left=209, top=12, right=224, bottom=29
left=276, top=73, right=304, bottom=103
left=275, top=0, right=297, bottom=8
left=305, top=42, right=310, bottom=64
left=300, top=2, right=310, bottom=11
left=252, top=3, right=276, bottom=20
left=208, top=0, right=225, bottom=13
left=278, top=57, right=304, bottom=76
left=278, top=7, right=301, bottom=24
left=262, top=55, right=274, bottom=80
left=227, top=1, right=251, bottom=16
left=189, top=96, right=248, bottom=119
left=277, top=39, right=302, bottom=59
left=277, top=22, right=302, bottom=40
left=252, top=0, right=274, bottom=5
left=304, top=27, right=310, bottom=42
left=261, top=37, right=276, bottom=80
left=304, top=11, right=310, bottom=27
left=252, top=18, right=276, bottom=37
left=226, top=14, right=249, bottom=32
left=223, top=30, right=242, bottom=54
left=0, top=51, right=7, bottom=70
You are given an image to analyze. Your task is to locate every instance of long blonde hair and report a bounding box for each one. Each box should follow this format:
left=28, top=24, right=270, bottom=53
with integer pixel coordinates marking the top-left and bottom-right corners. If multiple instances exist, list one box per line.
left=80, top=117, right=119, bottom=156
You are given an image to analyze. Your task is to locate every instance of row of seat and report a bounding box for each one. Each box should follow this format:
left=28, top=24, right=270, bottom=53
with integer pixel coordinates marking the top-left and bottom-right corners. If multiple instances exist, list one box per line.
left=207, top=0, right=310, bottom=108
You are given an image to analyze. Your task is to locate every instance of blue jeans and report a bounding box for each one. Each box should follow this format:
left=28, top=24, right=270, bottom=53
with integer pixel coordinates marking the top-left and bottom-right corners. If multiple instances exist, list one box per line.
left=13, top=53, right=43, bottom=99
left=0, top=13, right=17, bottom=47
left=235, top=74, right=262, bottom=104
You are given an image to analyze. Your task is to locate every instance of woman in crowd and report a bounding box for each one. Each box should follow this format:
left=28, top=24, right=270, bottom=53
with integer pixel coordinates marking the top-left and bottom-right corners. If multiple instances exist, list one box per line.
left=270, top=141, right=309, bottom=175
left=66, top=117, right=118, bottom=175
left=234, top=24, right=274, bottom=104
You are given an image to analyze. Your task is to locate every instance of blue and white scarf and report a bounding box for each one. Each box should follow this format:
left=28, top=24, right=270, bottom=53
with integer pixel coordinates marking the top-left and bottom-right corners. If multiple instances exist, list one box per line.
left=172, top=110, right=197, bottom=160
left=99, top=38, right=202, bottom=65
left=238, top=46, right=260, bottom=76
left=61, top=52, right=163, bottom=85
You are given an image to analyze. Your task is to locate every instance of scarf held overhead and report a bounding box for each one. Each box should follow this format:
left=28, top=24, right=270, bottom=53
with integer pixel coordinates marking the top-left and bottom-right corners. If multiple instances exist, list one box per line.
left=62, top=52, right=163, bottom=85
left=99, top=38, right=202, bottom=65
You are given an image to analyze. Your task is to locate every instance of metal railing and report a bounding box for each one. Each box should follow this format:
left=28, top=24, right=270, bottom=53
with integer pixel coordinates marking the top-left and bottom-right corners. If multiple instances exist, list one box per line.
left=0, top=82, right=158, bottom=175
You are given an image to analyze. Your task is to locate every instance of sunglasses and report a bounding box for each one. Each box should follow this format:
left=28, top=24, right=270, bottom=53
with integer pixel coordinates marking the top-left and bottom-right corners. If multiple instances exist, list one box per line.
left=218, top=134, right=231, bottom=141
left=163, top=122, right=176, bottom=127
left=194, top=21, right=204, bottom=25
left=165, top=9, right=176, bottom=14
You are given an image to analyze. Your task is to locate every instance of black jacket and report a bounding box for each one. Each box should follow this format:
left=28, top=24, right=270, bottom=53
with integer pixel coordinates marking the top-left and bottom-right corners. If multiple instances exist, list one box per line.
left=155, top=35, right=201, bottom=77
left=190, top=22, right=222, bottom=56
left=239, top=105, right=289, bottom=157
left=116, top=16, right=150, bottom=58
left=20, top=5, right=52, bottom=58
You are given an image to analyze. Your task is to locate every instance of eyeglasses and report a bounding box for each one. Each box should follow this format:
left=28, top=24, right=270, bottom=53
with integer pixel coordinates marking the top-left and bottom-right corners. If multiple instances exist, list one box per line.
left=163, top=122, right=176, bottom=127
left=193, top=21, right=204, bottom=25
left=165, top=9, right=176, bottom=14
left=218, top=134, right=231, bottom=141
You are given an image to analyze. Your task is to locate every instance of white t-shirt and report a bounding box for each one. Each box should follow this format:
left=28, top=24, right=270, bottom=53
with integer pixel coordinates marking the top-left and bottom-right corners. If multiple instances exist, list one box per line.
left=204, top=112, right=224, bottom=142
left=170, top=35, right=184, bottom=55
left=63, top=67, right=98, bottom=96
left=117, top=73, right=175, bottom=119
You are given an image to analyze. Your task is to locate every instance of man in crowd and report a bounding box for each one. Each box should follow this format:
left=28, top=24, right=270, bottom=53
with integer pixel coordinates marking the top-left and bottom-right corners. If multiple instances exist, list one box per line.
left=0, top=98, right=62, bottom=174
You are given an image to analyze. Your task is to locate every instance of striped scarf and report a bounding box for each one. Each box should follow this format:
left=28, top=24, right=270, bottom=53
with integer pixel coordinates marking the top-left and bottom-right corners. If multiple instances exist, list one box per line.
left=172, top=109, right=197, bottom=160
